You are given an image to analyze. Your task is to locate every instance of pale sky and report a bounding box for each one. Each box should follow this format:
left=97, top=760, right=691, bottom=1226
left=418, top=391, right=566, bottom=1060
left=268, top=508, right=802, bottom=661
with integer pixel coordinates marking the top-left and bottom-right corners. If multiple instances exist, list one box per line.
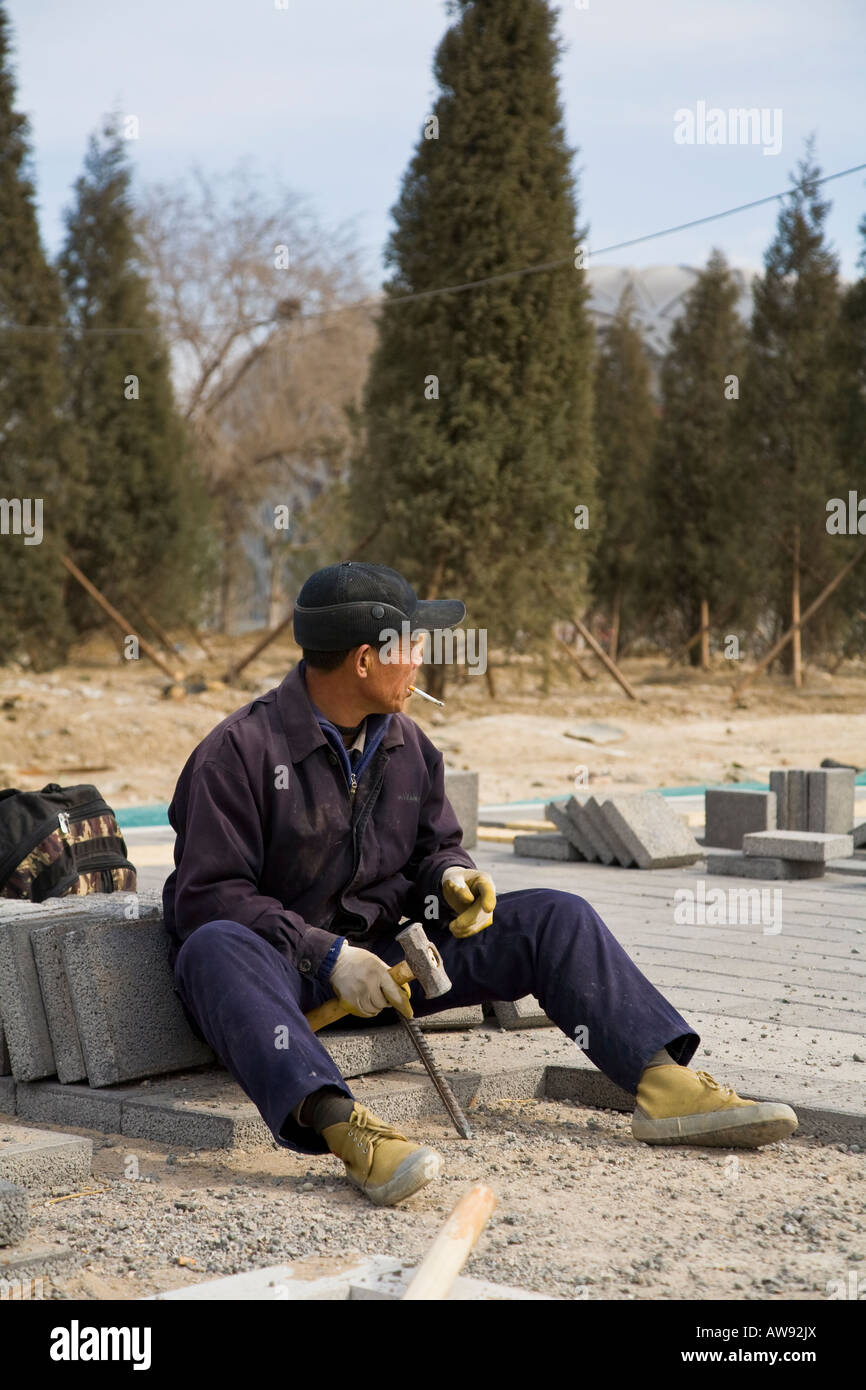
left=6, top=0, right=866, bottom=285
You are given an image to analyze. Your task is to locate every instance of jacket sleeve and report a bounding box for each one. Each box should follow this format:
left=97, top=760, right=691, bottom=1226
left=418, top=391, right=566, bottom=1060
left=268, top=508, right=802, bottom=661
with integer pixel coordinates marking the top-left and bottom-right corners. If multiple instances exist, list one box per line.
left=404, top=744, right=477, bottom=925
left=172, top=754, right=344, bottom=983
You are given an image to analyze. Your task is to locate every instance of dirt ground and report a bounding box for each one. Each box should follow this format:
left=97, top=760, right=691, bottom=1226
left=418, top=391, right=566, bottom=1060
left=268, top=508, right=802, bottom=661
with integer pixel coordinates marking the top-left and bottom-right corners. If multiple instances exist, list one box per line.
left=1, top=632, right=864, bottom=807
left=14, top=1097, right=864, bottom=1302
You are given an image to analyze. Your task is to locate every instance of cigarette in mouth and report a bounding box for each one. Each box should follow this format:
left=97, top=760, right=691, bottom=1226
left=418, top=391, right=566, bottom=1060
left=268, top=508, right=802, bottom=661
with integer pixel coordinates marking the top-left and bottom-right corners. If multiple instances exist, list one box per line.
left=407, top=685, right=445, bottom=707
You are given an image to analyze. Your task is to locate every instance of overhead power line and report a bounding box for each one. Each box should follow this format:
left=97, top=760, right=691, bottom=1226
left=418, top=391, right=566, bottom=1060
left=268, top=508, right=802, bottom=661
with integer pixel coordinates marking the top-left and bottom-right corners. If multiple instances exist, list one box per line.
left=1, top=160, right=864, bottom=338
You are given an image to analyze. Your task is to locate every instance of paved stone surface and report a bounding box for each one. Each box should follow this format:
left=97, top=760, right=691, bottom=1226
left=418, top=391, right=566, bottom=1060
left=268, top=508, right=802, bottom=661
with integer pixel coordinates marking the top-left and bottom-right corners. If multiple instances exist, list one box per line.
left=0, top=1122, right=92, bottom=1191
left=743, top=830, right=854, bottom=863
left=444, top=769, right=478, bottom=850
left=706, top=850, right=825, bottom=880
left=492, top=996, right=554, bottom=1029
left=0, top=1178, right=28, bottom=1247
left=807, top=768, right=856, bottom=835
left=62, top=917, right=214, bottom=1087
left=600, top=792, right=702, bottom=869
left=704, top=788, right=777, bottom=849
left=513, top=832, right=580, bottom=861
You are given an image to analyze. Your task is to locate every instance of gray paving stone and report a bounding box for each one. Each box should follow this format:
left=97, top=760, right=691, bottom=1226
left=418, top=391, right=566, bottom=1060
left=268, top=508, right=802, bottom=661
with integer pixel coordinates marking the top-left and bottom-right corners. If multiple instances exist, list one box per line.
left=0, top=1076, right=14, bottom=1114
left=704, top=788, right=777, bottom=849
left=121, top=1087, right=274, bottom=1151
left=807, top=769, right=856, bottom=835
left=743, top=830, right=854, bottom=863
left=0, top=1179, right=28, bottom=1247
left=787, top=770, right=808, bottom=831
left=599, top=792, right=703, bottom=869
left=854, top=822, right=866, bottom=849
left=568, top=797, right=615, bottom=864
left=61, top=918, right=214, bottom=1087
left=0, top=919, right=56, bottom=1081
left=596, top=798, right=642, bottom=867
left=826, top=858, right=866, bottom=878
left=0, top=1017, right=9, bottom=1077
left=705, top=850, right=825, bottom=880
left=492, top=996, right=554, bottom=1029
left=318, top=1024, right=416, bottom=1076
left=416, top=1006, right=484, bottom=1031
left=552, top=800, right=598, bottom=860
left=15, top=1081, right=126, bottom=1132
left=30, top=923, right=89, bottom=1084
left=544, top=802, right=589, bottom=858
left=583, top=798, right=626, bottom=865
left=769, top=771, right=789, bottom=828
left=0, top=1122, right=92, bottom=1191
left=444, top=769, right=478, bottom=850
left=513, top=832, right=580, bottom=861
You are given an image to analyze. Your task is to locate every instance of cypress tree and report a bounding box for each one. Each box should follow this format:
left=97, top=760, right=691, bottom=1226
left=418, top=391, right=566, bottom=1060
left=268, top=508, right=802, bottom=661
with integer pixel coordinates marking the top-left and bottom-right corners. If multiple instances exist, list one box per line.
left=58, top=116, right=212, bottom=634
left=588, top=285, right=657, bottom=660
left=0, top=5, right=80, bottom=665
left=349, top=0, right=595, bottom=685
left=740, top=141, right=844, bottom=676
left=829, top=209, right=866, bottom=661
left=645, top=249, right=751, bottom=663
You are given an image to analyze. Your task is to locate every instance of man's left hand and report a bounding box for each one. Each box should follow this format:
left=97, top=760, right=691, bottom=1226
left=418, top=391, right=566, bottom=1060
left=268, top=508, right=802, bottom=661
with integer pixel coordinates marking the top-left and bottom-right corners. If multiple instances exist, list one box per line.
left=441, top=867, right=497, bottom=938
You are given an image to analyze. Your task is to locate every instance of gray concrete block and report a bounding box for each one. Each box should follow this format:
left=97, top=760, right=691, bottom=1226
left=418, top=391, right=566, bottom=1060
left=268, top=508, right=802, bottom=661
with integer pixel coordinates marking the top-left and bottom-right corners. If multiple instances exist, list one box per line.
left=807, top=769, right=856, bottom=835
left=825, top=858, right=866, bottom=878
left=0, top=1076, right=14, bottom=1114
left=0, top=1179, right=29, bottom=1247
left=513, top=832, right=580, bottom=861
left=318, top=1024, right=416, bottom=1077
left=596, top=798, right=641, bottom=867
left=0, top=1017, right=10, bottom=1077
left=599, top=792, right=703, bottom=869
left=417, top=1006, right=484, bottom=1031
left=0, top=1122, right=92, bottom=1191
left=769, top=771, right=788, bottom=829
left=567, top=798, right=614, bottom=865
left=544, top=803, right=589, bottom=858
left=705, top=851, right=825, bottom=880
left=15, top=1080, right=126, bottom=1132
left=61, top=918, right=214, bottom=1088
left=444, top=769, right=478, bottom=850
left=582, top=798, right=625, bottom=866
left=704, top=788, right=777, bottom=849
left=787, top=770, right=808, bottom=831
left=0, top=919, right=56, bottom=1081
left=743, top=830, right=854, bottom=863
left=30, top=922, right=88, bottom=1084
left=492, top=996, right=554, bottom=1029
left=121, top=1091, right=273, bottom=1150
left=559, top=799, right=599, bottom=860
left=854, top=822, right=866, bottom=849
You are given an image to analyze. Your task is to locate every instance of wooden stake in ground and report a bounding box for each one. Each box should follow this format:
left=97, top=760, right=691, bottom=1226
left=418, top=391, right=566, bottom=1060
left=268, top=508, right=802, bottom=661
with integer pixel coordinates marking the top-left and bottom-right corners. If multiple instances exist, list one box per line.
left=542, top=581, right=638, bottom=699
left=223, top=612, right=294, bottom=683
left=732, top=547, right=866, bottom=701
left=61, top=556, right=183, bottom=683
left=402, top=1184, right=498, bottom=1301
left=555, top=633, right=595, bottom=682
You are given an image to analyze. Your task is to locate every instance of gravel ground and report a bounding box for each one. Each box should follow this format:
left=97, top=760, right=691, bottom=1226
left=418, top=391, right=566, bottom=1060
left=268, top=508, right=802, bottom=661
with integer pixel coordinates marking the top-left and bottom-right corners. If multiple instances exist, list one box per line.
left=14, top=1097, right=865, bottom=1302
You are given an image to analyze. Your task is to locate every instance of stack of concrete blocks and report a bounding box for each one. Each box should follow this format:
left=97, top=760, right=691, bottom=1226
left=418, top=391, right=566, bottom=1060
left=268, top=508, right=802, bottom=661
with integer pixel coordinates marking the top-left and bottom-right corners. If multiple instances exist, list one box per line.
left=516, top=793, right=702, bottom=870
left=706, top=769, right=856, bottom=878
left=0, top=1120, right=94, bottom=1245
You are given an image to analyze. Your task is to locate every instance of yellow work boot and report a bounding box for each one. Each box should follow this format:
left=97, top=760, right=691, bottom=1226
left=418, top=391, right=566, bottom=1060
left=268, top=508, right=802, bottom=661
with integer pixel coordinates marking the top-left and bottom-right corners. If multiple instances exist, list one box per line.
left=632, top=1065, right=798, bottom=1148
left=321, top=1102, right=443, bottom=1206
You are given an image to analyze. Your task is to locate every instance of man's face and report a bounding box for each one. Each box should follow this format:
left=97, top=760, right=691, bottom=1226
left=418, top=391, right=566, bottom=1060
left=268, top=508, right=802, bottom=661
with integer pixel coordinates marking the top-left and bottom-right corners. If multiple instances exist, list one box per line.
left=356, top=633, right=425, bottom=713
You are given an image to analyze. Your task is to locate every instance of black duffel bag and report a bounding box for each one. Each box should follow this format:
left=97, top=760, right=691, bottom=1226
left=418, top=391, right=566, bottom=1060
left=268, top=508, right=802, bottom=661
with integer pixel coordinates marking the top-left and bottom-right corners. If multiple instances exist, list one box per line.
left=0, top=782, right=136, bottom=901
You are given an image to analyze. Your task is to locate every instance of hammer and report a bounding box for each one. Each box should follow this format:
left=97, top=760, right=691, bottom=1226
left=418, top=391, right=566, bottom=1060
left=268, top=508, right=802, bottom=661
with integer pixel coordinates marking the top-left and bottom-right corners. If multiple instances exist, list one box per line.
left=303, top=923, right=473, bottom=1138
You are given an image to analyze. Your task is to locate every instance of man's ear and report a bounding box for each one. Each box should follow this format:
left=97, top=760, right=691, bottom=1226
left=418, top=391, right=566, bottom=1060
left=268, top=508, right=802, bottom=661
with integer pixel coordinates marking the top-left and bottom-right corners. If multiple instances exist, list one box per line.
left=354, top=644, right=373, bottom=678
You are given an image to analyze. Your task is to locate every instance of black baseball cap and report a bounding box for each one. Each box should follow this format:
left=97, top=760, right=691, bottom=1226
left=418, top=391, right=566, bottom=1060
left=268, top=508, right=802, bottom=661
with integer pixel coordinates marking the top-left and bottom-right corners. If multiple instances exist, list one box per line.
left=293, top=561, right=466, bottom=652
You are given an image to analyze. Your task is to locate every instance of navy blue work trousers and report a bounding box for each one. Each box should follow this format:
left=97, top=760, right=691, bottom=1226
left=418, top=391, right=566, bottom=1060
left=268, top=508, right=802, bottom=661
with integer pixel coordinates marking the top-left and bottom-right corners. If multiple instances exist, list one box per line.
left=173, top=888, right=699, bottom=1155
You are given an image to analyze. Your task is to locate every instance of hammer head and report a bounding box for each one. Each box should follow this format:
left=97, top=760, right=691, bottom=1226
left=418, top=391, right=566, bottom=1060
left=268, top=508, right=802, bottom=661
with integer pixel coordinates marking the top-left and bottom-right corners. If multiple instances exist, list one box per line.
left=395, top=922, right=451, bottom=999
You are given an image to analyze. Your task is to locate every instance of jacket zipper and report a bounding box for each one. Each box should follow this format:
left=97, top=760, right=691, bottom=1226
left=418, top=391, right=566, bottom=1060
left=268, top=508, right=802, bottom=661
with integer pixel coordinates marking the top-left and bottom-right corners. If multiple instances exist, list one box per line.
left=349, top=771, right=357, bottom=801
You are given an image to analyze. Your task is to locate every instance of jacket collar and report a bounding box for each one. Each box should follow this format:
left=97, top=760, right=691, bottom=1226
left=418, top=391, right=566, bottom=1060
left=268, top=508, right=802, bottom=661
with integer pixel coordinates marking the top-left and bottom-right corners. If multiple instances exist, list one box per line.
left=275, top=661, right=404, bottom=763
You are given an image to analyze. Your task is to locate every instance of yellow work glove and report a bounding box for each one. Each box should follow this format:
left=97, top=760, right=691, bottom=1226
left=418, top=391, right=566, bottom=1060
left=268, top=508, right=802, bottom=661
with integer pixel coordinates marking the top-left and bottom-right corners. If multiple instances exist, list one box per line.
left=441, top=867, right=497, bottom=938
left=329, top=942, right=413, bottom=1019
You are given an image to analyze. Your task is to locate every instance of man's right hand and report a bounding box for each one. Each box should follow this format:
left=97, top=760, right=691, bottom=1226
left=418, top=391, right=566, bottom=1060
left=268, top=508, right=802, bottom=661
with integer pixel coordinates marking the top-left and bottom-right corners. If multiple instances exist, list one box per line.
left=328, top=942, right=413, bottom=1019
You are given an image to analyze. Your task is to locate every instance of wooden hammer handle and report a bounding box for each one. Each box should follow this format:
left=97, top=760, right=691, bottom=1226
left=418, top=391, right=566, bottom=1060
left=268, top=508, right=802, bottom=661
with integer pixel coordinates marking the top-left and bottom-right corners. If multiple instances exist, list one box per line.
left=304, top=960, right=414, bottom=1033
